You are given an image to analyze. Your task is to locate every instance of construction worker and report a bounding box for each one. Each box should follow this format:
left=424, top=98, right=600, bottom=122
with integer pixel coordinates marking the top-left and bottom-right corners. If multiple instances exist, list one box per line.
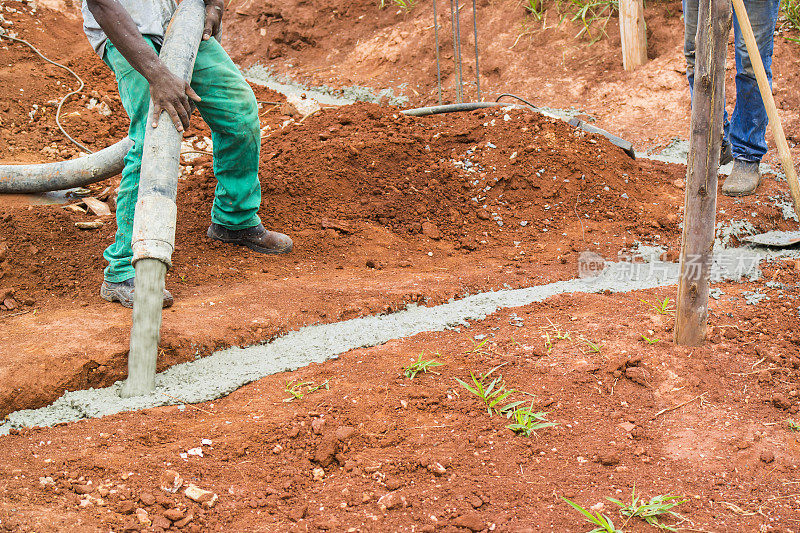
left=82, top=0, right=292, bottom=308
left=682, top=0, right=781, bottom=196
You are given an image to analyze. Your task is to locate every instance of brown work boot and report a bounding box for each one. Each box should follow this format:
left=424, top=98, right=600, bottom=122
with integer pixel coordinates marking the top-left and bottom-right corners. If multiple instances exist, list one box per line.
left=207, top=222, right=293, bottom=254
left=100, top=278, right=174, bottom=309
left=722, top=159, right=760, bottom=197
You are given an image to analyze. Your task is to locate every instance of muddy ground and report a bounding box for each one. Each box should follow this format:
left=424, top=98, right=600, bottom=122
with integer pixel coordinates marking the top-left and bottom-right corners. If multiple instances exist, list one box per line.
left=2, top=0, right=800, bottom=531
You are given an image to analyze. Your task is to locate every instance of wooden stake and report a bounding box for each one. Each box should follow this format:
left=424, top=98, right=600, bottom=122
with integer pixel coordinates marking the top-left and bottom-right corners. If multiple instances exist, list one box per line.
left=731, top=0, right=800, bottom=218
left=674, top=0, right=731, bottom=346
left=618, top=0, right=648, bottom=70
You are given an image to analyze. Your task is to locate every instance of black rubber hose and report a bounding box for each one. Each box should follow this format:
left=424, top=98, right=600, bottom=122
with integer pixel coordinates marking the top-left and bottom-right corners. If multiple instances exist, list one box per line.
left=401, top=102, right=504, bottom=116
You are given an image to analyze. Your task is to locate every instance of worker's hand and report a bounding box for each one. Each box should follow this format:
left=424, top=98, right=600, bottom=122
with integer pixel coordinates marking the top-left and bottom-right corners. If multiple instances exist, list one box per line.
left=149, top=66, right=201, bottom=133
left=203, top=0, right=224, bottom=41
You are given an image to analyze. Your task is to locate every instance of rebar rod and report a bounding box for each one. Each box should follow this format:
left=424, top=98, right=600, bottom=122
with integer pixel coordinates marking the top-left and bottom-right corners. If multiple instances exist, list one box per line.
left=433, top=0, right=443, bottom=104
left=471, top=0, right=480, bottom=100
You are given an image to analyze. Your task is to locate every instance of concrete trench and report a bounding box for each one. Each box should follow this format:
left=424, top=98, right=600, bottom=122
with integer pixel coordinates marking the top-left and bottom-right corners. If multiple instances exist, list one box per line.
left=1, top=245, right=793, bottom=436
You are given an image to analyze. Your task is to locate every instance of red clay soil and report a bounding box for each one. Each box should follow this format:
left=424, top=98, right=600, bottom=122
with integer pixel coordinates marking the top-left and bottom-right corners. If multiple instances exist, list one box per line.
left=2, top=279, right=800, bottom=532
left=3, top=1, right=800, bottom=532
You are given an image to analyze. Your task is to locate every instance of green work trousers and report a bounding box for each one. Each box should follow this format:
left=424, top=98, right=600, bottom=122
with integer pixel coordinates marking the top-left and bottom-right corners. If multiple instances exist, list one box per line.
left=102, top=36, right=262, bottom=282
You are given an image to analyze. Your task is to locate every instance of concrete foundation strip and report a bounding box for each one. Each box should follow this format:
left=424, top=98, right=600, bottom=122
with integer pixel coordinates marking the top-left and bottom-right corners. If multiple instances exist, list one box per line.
left=0, top=246, right=783, bottom=436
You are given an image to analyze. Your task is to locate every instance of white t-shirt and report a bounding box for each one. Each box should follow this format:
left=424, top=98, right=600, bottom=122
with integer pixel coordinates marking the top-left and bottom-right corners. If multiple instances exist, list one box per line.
left=82, top=0, right=178, bottom=57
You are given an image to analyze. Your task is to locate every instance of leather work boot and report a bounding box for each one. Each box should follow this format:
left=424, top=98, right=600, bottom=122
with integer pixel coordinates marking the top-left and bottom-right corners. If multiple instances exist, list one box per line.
left=100, top=278, right=174, bottom=309
left=722, top=159, right=761, bottom=197
left=719, top=140, right=733, bottom=166
left=207, top=222, right=293, bottom=254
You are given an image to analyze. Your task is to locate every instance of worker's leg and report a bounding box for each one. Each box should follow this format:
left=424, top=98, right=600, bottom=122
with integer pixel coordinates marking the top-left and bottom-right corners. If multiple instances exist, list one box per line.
left=729, top=0, right=781, bottom=162
left=683, top=0, right=731, bottom=148
left=190, top=38, right=262, bottom=230
left=101, top=39, right=155, bottom=283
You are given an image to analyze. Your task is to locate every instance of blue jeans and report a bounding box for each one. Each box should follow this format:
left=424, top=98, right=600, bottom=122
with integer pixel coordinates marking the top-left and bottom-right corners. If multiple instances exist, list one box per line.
left=683, top=0, right=781, bottom=162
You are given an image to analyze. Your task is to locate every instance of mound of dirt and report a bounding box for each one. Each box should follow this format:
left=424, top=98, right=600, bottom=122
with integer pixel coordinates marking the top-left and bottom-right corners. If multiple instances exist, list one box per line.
left=0, top=103, right=684, bottom=312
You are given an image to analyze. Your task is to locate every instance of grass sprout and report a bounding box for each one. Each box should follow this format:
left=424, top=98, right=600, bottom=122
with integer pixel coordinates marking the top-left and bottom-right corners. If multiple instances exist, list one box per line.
left=379, top=0, right=417, bottom=11
left=506, top=403, right=557, bottom=436
left=641, top=297, right=676, bottom=316
left=606, top=485, right=686, bottom=531
left=562, top=497, right=621, bottom=533
left=641, top=334, right=660, bottom=345
left=582, top=337, right=602, bottom=353
left=403, top=352, right=444, bottom=379
left=789, top=419, right=800, bottom=432
left=523, top=0, right=547, bottom=19
left=563, top=0, right=618, bottom=43
left=781, top=0, right=800, bottom=32
left=455, top=364, right=523, bottom=416
left=283, top=379, right=330, bottom=402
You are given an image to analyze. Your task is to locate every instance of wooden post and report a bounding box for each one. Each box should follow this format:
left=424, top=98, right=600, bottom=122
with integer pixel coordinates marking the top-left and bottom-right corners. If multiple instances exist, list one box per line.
left=674, top=0, right=731, bottom=345
left=618, top=0, right=648, bottom=70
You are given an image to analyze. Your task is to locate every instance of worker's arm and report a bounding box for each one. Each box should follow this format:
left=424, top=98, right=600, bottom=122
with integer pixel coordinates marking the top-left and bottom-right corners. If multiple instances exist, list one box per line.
left=86, top=0, right=200, bottom=132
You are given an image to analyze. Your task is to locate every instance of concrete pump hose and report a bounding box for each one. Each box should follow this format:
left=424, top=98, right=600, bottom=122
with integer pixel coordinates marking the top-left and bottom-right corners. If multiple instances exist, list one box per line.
left=0, top=137, right=133, bottom=194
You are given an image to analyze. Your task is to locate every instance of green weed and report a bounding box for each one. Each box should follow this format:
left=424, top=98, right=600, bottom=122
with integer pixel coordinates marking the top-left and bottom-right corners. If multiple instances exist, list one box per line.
left=582, top=337, right=602, bottom=354
left=283, top=379, right=330, bottom=402
left=379, top=0, right=417, bottom=11
left=640, top=334, right=660, bottom=345
left=562, top=497, right=621, bottom=533
left=563, top=0, right=618, bottom=43
left=403, top=352, right=444, bottom=379
left=781, top=0, right=800, bottom=32
left=506, top=403, right=557, bottom=436
left=641, top=297, right=675, bottom=316
left=523, top=0, right=547, bottom=19
left=788, top=419, right=800, bottom=432
left=455, top=364, right=524, bottom=416
left=607, top=485, right=685, bottom=531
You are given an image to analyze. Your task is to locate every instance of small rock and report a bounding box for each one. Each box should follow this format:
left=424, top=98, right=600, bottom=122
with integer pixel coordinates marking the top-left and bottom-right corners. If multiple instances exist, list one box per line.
left=427, top=461, right=446, bottom=476
left=469, top=494, right=484, bottom=508
left=3, top=298, right=16, bottom=310
left=174, top=513, right=193, bottom=528
left=82, top=197, right=111, bottom=216
left=476, top=209, right=490, bottom=220
left=72, top=483, right=93, bottom=495
left=625, top=366, right=651, bottom=386
left=672, top=178, right=685, bottom=189
left=773, top=393, right=791, bottom=410
left=421, top=221, right=441, bottom=240
left=163, top=508, right=185, bottom=522
left=334, top=426, right=356, bottom=441
left=75, top=220, right=104, bottom=230
left=151, top=515, right=170, bottom=530
left=117, top=500, right=135, bottom=514
left=159, top=470, right=183, bottom=493
left=452, top=512, right=485, bottom=532
left=597, top=451, right=620, bottom=466
left=135, top=508, right=151, bottom=527
left=139, top=492, right=156, bottom=506
left=760, top=449, right=775, bottom=463
left=312, top=467, right=325, bottom=481
left=288, top=504, right=308, bottom=521
left=618, top=421, right=636, bottom=432
left=184, top=484, right=218, bottom=508
left=377, top=491, right=406, bottom=510
left=311, top=417, right=325, bottom=435
left=758, top=370, right=773, bottom=383
left=314, top=438, right=338, bottom=467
